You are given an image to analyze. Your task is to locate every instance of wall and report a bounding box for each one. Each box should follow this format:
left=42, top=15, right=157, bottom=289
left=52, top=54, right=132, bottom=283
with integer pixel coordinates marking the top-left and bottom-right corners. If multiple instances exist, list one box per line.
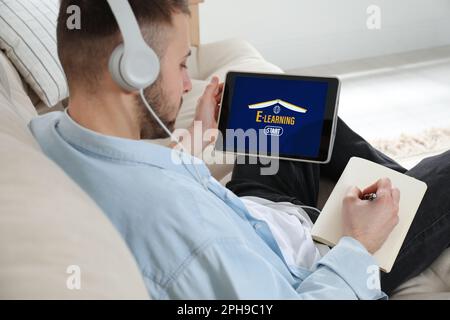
left=199, top=0, right=450, bottom=70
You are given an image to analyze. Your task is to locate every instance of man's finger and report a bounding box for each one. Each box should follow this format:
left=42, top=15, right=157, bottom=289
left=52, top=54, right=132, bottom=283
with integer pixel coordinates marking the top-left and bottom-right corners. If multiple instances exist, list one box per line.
left=377, top=178, right=393, bottom=200
left=391, top=187, right=400, bottom=204
left=361, top=179, right=381, bottom=195
left=378, top=177, right=392, bottom=189
left=214, top=81, right=224, bottom=95
left=203, top=77, right=220, bottom=97
left=362, top=177, right=392, bottom=195
left=345, top=186, right=362, bottom=200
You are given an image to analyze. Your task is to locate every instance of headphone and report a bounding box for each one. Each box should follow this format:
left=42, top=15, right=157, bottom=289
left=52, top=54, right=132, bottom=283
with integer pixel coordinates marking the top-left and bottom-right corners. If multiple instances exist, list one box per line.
left=106, top=0, right=160, bottom=91
left=105, top=0, right=209, bottom=189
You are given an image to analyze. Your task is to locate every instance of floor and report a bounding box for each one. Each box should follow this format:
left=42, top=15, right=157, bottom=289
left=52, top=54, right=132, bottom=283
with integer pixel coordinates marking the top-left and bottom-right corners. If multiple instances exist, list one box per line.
left=289, top=46, right=450, bottom=169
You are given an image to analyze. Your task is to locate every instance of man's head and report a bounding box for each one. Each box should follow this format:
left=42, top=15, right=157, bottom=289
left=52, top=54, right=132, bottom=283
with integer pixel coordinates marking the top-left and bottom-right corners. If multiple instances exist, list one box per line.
left=57, top=0, right=192, bottom=139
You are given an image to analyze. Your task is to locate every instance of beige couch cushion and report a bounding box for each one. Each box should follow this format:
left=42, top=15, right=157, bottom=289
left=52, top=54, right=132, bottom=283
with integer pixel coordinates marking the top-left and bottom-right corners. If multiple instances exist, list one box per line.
left=391, top=247, right=450, bottom=300
left=0, top=51, right=36, bottom=123
left=0, top=51, right=149, bottom=299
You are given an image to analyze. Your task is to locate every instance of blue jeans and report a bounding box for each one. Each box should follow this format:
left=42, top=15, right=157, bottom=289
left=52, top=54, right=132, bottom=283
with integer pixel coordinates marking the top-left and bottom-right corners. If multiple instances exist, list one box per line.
left=227, top=117, right=450, bottom=295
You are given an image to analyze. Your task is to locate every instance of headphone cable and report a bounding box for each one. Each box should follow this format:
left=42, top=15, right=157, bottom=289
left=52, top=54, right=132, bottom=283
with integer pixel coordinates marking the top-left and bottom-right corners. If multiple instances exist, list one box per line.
left=139, top=89, right=208, bottom=190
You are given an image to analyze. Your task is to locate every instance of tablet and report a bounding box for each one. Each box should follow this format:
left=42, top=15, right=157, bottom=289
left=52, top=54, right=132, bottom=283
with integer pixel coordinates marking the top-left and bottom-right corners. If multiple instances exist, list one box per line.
left=215, top=71, right=341, bottom=164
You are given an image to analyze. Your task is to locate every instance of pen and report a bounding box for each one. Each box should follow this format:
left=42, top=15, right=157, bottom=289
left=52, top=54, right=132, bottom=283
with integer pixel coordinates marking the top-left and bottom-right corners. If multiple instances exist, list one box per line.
left=362, top=193, right=377, bottom=201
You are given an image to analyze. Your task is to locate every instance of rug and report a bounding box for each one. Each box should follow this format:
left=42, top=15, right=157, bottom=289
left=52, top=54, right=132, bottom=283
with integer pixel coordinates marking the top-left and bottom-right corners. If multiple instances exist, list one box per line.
left=370, top=127, right=450, bottom=169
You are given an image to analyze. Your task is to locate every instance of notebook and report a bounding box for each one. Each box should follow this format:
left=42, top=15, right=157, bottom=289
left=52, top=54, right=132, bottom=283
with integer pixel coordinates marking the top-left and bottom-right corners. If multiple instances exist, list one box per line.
left=311, top=157, right=428, bottom=273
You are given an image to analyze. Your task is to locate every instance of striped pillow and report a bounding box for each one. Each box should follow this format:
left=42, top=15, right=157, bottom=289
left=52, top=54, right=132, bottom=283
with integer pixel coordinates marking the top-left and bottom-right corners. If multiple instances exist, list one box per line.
left=0, top=0, right=67, bottom=107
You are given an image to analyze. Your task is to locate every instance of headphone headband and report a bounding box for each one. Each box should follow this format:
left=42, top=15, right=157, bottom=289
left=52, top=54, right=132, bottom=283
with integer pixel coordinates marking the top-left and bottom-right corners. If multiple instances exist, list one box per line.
left=107, top=0, right=144, bottom=49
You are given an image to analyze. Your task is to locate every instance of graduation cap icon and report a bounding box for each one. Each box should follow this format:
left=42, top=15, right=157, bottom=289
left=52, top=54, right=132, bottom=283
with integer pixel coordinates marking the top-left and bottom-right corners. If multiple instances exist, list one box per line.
left=248, top=99, right=308, bottom=114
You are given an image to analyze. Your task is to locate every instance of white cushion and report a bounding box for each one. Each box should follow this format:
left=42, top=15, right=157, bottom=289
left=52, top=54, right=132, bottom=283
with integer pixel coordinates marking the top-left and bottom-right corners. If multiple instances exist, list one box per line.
left=0, top=54, right=149, bottom=299
left=0, top=0, right=68, bottom=107
left=196, top=39, right=283, bottom=81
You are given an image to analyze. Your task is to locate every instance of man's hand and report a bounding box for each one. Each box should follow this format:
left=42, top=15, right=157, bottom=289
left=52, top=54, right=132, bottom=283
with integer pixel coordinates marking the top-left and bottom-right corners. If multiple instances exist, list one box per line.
left=192, top=76, right=223, bottom=135
left=342, top=178, right=400, bottom=254
left=172, top=76, right=223, bottom=156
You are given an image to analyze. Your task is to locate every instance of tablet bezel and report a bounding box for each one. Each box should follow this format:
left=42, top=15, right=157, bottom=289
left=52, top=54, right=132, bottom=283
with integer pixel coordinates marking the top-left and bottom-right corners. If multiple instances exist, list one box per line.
left=215, top=71, right=341, bottom=164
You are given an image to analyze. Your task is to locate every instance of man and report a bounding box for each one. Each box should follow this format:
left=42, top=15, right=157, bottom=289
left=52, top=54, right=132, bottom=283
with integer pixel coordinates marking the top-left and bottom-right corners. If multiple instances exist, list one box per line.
left=29, top=0, right=450, bottom=299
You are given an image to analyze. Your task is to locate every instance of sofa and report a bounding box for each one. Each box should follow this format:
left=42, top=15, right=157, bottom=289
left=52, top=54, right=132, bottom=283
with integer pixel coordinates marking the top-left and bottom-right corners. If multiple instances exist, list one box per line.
left=0, top=0, right=448, bottom=300
left=0, top=50, right=149, bottom=299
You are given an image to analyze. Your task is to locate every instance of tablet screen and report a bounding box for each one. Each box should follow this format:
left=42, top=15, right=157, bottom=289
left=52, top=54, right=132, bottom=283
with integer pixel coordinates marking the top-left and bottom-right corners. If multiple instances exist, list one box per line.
left=216, top=72, right=340, bottom=163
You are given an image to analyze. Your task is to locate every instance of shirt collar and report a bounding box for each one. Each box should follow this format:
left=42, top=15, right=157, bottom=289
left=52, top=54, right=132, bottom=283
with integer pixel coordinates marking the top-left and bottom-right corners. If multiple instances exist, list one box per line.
left=56, top=109, right=211, bottom=181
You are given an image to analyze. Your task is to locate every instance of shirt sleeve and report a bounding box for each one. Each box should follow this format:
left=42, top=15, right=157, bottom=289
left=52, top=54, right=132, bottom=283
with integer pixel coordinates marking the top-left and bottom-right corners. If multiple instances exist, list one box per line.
left=161, top=236, right=387, bottom=300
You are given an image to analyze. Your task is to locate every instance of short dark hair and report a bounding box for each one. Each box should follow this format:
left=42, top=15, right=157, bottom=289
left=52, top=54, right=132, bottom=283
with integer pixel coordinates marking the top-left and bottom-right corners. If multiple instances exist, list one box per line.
left=57, top=0, right=190, bottom=93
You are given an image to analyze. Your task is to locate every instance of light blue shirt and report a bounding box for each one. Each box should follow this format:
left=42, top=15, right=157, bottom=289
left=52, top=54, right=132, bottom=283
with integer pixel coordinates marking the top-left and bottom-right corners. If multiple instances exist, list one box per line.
left=29, top=111, right=386, bottom=300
